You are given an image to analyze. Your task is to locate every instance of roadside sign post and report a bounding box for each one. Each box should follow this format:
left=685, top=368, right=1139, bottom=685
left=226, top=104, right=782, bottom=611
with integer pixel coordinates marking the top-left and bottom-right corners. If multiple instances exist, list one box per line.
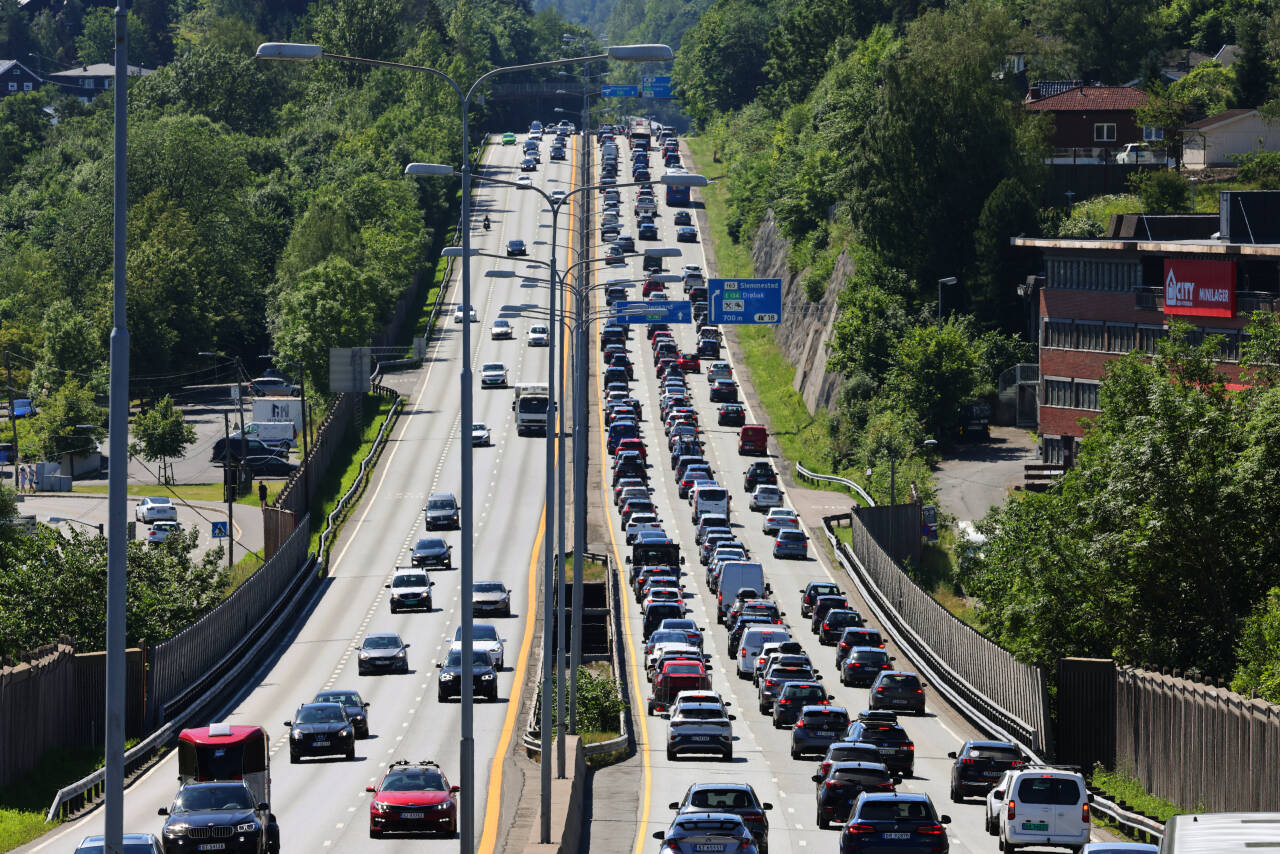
left=211, top=521, right=229, bottom=539
left=613, top=300, right=692, bottom=324
left=641, top=75, right=673, bottom=98
left=601, top=84, right=640, bottom=98
left=707, top=278, right=783, bottom=324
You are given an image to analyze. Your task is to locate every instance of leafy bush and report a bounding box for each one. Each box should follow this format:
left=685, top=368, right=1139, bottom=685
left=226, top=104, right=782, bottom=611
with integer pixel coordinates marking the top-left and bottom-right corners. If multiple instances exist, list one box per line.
left=1231, top=587, right=1280, bottom=703
left=574, top=666, right=625, bottom=733
left=1232, top=151, right=1280, bottom=190
left=1127, top=169, right=1191, bottom=214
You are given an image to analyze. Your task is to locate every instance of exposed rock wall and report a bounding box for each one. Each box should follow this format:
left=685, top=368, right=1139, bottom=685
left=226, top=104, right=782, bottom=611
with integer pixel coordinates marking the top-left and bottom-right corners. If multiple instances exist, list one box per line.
left=750, top=210, right=850, bottom=413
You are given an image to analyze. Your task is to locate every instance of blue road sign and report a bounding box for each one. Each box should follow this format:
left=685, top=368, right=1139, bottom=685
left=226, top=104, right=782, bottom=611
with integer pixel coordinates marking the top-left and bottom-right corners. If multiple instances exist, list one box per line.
left=708, top=278, right=783, bottom=324
left=642, top=75, right=673, bottom=99
left=601, top=84, right=640, bottom=98
left=211, top=521, right=229, bottom=539
left=615, top=300, right=692, bottom=324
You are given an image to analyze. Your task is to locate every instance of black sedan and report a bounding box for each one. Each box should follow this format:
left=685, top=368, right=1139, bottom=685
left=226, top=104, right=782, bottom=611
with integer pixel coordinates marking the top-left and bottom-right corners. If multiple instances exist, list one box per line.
left=506, top=239, right=527, bottom=257
left=718, top=403, right=746, bottom=426
left=813, top=761, right=900, bottom=829
left=159, top=782, right=267, bottom=854
left=639, top=222, right=659, bottom=240
left=674, top=210, right=693, bottom=226
left=411, top=536, right=452, bottom=568
left=243, top=455, right=298, bottom=478
left=285, top=702, right=356, bottom=761
left=436, top=647, right=498, bottom=701
left=838, top=793, right=950, bottom=854
left=313, top=688, right=370, bottom=738
left=676, top=226, right=698, bottom=242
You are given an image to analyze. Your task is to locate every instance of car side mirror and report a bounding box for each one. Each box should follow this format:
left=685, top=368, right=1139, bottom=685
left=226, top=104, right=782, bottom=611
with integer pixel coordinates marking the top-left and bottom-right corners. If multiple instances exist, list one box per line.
left=1087, top=793, right=1095, bottom=803
left=993, top=790, right=1004, bottom=799
left=890, top=656, right=897, bottom=661
left=811, top=774, right=823, bottom=782
left=815, top=674, right=823, bottom=680
left=363, top=702, right=370, bottom=708
left=158, top=808, right=169, bottom=816
left=403, top=643, right=411, bottom=648
left=947, top=751, right=957, bottom=758
left=502, top=638, right=508, bottom=643
left=384, top=583, right=391, bottom=588
left=283, top=721, right=292, bottom=727
left=728, top=714, right=737, bottom=721
left=892, top=776, right=903, bottom=786
left=921, top=683, right=928, bottom=689
left=762, top=803, right=773, bottom=810
left=451, top=785, right=462, bottom=793
left=366, top=786, right=376, bottom=793
left=828, top=694, right=835, bottom=700
left=668, top=802, right=680, bottom=810
left=939, top=815, right=952, bottom=824
left=723, top=701, right=732, bottom=707
left=258, top=802, right=270, bottom=812
left=653, top=831, right=666, bottom=840
left=435, top=662, right=443, bottom=668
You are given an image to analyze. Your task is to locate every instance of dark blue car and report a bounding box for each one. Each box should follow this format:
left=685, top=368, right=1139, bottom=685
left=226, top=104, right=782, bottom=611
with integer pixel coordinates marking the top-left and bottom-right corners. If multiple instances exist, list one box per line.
left=839, top=793, right=950, bottom=853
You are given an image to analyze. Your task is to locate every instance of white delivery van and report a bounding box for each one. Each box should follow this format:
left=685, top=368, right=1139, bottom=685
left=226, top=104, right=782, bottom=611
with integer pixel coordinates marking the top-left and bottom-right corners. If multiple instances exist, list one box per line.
left=997, top=767, right=1091, bottom=851
left=244, top=421, right=297, bottom=449
left=691, top=482, right=730, bottom=524
left=717, top=561, right=767, bottom=624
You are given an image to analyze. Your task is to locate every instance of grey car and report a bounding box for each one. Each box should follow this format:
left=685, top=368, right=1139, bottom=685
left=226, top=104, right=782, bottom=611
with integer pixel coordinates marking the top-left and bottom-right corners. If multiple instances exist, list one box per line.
left=472, top=581, right=512, bottom=616
left=653, top=814, right=759, bottom=854
left=424, top=493, right=460, bottom=529
left=357, top=632, right=410, bottom=675
left=669, top=783, right=773, bottom=854
left=791, top=705, right=851, bottom=759
left=75, top=835, right=162, bottom=854
left=665, top=701, right=735, bottom=760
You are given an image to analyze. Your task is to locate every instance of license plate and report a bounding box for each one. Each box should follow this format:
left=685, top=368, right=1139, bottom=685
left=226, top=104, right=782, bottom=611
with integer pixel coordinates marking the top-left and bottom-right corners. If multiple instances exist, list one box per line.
left=879, top=747, right=896, bottom=754
left=693, top=846, right=724, bottom=853
left=882, top=833, right=911, bottom=840
left=401, top=812, right=425, bottom=819
left=691, top=736, right=711, bottom=741
left=983, top=770, right=1001, bottom=777
left=197, top=846, right=226, bottom=852
left=891, top=699, right=909, bottom=705
left=1022, top=822, right=1049, bottom=831
left=313, top=739, right=329, bottom=745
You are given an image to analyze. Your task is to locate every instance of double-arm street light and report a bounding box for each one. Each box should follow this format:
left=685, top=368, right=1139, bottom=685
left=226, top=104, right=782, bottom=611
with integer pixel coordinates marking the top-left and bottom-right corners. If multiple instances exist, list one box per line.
left=50, top=516, right=104, bottom=537
left=259, top=39, right=675, bottom=852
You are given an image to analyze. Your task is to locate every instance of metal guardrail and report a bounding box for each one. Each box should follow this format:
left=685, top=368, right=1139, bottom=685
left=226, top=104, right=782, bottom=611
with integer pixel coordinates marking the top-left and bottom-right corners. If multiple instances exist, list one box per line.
left=818, top=515, right=1165, bottom=842
left=795, top=461, right=876, bottom=506
left=317, top=395, right=403, bottom=567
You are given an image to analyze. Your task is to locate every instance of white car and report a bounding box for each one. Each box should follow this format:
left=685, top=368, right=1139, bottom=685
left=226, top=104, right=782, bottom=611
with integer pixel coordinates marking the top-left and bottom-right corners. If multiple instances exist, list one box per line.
left=749, top=485, right=784, bottom=512
left=491, top=319, right=513, bottom=339
left=763, top=508, right=799, bottom=535
left=647, top=289, right=667, bottom=301
left=626, top=517, right=665, bottom=544
left=528, top=324, right=550, bottom=347
left=516, top=175, right=533, bottom=187
left=145, top=520, right=181, bottom=544
left=135, top=496, right=177, bottom=523
left=481, top=362, right=508, bottom=388
left=984, top=769, right=1020, bottom=835
left=681, top=264, right=704, bottom=283
left=454, top=304, right=478, bottom=323
left=471, top=423, right=491, bottom=446
left=453, top=624, right=506, bottom=670
left=550, top=189, right=567, bottom=205
left=1115, top=142, right=1163, bottom=164
left=646, top=643, right=702, bottom=681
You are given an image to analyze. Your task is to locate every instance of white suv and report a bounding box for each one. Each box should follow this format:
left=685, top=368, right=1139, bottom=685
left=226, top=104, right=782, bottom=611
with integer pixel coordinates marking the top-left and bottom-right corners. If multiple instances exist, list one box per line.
left=135, top=496, right=177, bottom=523
left=996, top=767, right=1092, bottom=851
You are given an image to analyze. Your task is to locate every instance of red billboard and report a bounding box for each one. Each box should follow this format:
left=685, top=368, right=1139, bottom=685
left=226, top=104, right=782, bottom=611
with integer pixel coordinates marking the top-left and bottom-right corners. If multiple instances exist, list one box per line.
left=1164, top=259, right=1236, bottom=317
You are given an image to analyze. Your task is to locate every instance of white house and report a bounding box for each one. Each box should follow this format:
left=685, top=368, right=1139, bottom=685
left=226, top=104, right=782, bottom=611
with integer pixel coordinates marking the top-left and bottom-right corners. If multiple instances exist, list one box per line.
left=1182, top=108, right=1280, bottom=169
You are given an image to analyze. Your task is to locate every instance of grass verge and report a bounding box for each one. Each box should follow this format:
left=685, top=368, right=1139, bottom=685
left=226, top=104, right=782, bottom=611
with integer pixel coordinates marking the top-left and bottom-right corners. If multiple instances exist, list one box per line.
left=1090, top=766, right=1192, bottom=825
left=227, top=550, right=265, bottom=593
left=565, top=553, right=608, bottom=583
left=308, top=394, right=399, bottom=559
left=73, top=481, right=284, bottom=507
left=0, top=740, right=137, bottom=852
left=684, top=137, right=754, bottom=279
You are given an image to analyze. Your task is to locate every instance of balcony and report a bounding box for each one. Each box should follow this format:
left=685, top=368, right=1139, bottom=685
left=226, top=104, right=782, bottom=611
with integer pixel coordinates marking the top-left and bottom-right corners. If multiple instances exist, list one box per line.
left=1135, top=287, right=1164, bottom=312
left=1237, top=291, right=1276, bottom=314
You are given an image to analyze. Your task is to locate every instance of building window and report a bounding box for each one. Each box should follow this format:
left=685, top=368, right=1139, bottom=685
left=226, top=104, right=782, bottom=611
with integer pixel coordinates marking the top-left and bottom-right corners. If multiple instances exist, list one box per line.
left=1042, top=436, right=1064, bottom=465
left=82, top=79, right=94, bottom=89
left=1075, top=381, right=1101, bottom=411
left=1045, top=379, right=1073, bottom=407
left=23, top=82, right=32, bottom=91
left=6, top=82, right=14, bottom=92
left=1094, top=123, right=1117, bottom=142
left=1077, top=321, right=1104, bottom=351
left=1208, top=329, right=1240, bottom=362
left=1044, top=319, right=1074, bottom=349
left=1138, top=325, right=1166, bottom=355
left=1143, top=126, right=1164, bottom=141
left=1107, top=323, right=1136, bottom=353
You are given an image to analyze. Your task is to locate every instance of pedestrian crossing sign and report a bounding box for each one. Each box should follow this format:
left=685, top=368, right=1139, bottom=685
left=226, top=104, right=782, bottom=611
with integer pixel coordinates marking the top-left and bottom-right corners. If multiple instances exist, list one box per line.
left=211, top=521, right=229, bottom=539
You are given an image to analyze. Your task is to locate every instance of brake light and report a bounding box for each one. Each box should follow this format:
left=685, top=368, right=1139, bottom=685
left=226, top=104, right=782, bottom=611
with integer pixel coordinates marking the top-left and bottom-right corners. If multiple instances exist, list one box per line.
left=823, top=622, right=830, bottom=630
left=765, top=679, right=777, bottom=687
left=1011, top=760, right=1024, bottom=767
left=840, top=642, right=849, bottom=650
left=819, top=761, right=831, bottom=776
left=875, top=687, right=884, bottom=692
left=794, top=720, right=804, bottom=728
left=907, top=744, right=915, bottom=750
left=1082, top=803, right=1090, bottom=823
left=961, top=758, right=975, bottom=765
left=915, top=688, right=924, bottom=694
left=845, top=823, right=875, bottom=835
left=1008, top=800, right=1016, bottom=820
left=779, top=699, right=790, bottom=704
left=917, top=824, right=945, bottom=835
left=740, top=813, right=764, bottom=823
left=824, top=780, right=842, bottom=789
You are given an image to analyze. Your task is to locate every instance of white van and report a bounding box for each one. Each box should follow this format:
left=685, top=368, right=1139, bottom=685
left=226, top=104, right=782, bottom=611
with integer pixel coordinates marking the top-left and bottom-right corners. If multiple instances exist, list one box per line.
left=691, top=482, right=730, bottom=524
left=736, top=627, right=791, bottom=678
left=243, top=421, right=297, bottom=449
left=997, top=767, right=1091, bottom=851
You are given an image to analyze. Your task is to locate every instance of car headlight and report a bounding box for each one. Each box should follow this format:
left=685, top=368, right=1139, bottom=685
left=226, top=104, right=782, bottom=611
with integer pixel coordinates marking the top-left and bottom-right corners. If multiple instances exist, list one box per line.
left=501, top=592, right=511, bottom=602
left=340, top=728, right=352, bottom=737
left=164, top=824, right=189, bottom=836
left=235, top=821, right=258, bottom=833
left=291, top=730, right=302, bottom=740
left=372, top=800, right=391, bottom=813
left=481, top=673, right=495, bottom=680
left=360, top=653, right=369, bottom=660
left=441, top=672, right=455, bottom=680
left=395, top=650, right=406, bottom=658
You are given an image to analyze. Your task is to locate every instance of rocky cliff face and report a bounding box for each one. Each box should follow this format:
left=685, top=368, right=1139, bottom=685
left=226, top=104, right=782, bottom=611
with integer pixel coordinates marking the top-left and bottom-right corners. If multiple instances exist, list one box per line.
left=750, top=211, right=850, bottom=413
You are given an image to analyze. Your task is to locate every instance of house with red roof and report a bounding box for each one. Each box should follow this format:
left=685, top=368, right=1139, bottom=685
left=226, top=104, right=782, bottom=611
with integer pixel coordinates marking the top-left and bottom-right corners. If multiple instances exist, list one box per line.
left=1025, top=84, right=1153, bottom=160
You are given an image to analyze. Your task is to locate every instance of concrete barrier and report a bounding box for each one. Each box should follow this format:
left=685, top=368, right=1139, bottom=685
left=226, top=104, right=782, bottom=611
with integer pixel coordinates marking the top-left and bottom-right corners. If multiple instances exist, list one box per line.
left=520, top=735, right=585, bottom=854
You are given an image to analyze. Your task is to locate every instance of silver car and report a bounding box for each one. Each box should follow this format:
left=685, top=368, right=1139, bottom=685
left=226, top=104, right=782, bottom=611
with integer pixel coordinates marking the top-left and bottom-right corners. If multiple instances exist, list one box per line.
left=472, top=581, right=511, bottom=617
left=481, top=363, right=508, bottom=387
left=665, top=701, right=734, bottom=761
left=471, top=423, right=492, bottom=446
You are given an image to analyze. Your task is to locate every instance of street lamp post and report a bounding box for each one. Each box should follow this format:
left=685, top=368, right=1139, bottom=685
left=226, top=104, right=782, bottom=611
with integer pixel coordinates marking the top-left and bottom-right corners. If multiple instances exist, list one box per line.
left=50, top=516, right=105, bottom=537
left=261, top=40, right=675, bottom=852
left=937, top=277, right=957, bottom=327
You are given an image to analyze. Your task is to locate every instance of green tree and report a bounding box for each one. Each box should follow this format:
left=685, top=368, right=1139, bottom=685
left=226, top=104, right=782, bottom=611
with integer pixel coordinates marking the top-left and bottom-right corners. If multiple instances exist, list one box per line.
left=26, top=298, right=107, bottom=400
left=1168, top=61, right=1234, bottom=121
left=130, top=395, right=197, bottom=484
left=1233, top=13, right=1276, bottom=108
left=1034, top=0, right=1160, bottom=83
left=970, top=176, right=1043, bottom=333
left=1231, top=588, right=1280, bottom=702
left=827, top=264, right=913, bottom=385
left=884, top=316, right=986, bottom=440
left=1127, top=168, right=1191, bottom=213
left=0, top=90, right=49, bottom=187
left=672, top=0, right=774, bottom=126
left=23, top=377, right=105, bottom=467
left=74, top=8, right=146, bottom=66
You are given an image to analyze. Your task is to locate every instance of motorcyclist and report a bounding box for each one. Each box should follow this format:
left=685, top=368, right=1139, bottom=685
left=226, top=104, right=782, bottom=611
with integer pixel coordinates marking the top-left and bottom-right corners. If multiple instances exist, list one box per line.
left=482, top=215, right=491, bottom=231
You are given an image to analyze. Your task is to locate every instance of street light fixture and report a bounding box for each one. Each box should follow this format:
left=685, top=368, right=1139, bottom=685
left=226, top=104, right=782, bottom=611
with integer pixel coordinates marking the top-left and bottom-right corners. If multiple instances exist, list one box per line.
left=937, top=277, right=958, bottom=327
left=50, top=516, right=104, bottom=537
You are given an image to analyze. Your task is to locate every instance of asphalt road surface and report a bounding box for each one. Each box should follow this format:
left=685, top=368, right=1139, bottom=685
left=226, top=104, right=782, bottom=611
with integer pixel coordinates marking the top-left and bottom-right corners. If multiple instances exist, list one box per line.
left=592, top=133, right=1110, bottom=854
left=18, top=135, right=577, bottom=854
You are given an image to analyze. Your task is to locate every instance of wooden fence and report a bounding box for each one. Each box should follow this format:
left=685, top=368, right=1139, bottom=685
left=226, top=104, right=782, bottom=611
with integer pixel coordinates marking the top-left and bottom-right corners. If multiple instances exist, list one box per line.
left=1116, top=666, right=1280, bottom=812
left=826, top=511, right=1052, bottom=755
left=0, top=644, right=145, bottom=787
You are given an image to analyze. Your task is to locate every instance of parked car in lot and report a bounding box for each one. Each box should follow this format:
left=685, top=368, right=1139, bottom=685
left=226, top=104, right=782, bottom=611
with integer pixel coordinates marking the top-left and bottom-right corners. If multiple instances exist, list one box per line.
left=250, top=376, right=299, bottom=397
left=243, top=455, right=298, bottom=477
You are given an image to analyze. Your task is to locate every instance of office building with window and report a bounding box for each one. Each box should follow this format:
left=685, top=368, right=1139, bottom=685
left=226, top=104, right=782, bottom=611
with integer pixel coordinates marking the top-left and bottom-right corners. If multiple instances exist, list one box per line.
left=1013, top=192, right=1280, bottom=463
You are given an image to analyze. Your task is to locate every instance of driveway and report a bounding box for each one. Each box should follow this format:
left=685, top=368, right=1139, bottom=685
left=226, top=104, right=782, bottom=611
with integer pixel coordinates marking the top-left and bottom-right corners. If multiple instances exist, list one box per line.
left=932, top=426, right=1038, bottom=524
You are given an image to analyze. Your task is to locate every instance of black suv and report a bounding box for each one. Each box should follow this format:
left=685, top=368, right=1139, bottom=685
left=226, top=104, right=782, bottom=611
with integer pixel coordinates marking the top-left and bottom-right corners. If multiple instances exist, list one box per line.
left=843, top=720, right=916, bottom=776
left=800, top=581, right=842, bottom=618
left=817, top=608, right=865, bottom=645
left=743, top=461, right=777, bottom=492
left=839, top=793, right=950, bottom=853
left=210, top=437, right=288, bottom=463
left=669, top=782, right=773, bottom=854
left=946, top=739, right=1024, bottom=801
left=813, top=761, right=899, bottom=829
left=284, top=702, right=356, bottom=762
left=424, top=493, right=460, bottom=529
left=437, top=647, right=498, bottom=701
left=159, top=782, right=267, bottom=854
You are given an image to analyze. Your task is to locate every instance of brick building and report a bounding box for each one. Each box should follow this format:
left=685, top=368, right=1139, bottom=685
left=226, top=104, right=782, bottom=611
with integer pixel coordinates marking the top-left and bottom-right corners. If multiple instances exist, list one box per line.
left=1013, top=192, right=1280, bottom=463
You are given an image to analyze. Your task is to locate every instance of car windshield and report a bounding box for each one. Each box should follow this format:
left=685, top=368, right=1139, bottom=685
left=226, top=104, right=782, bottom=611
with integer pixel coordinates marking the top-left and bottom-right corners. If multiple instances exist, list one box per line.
left=446, top=650, right=493, bottom=667
left=381, top=770, right=447, bottom=792
left=428, top=499, right=455, bottom=510
left=856, top=801, right=935, bottom=822
left=392, top=574, right=429, bottom=588
left=363, top=636, right=402, bottom=650
left=296, top=705, right=345, bottom=724
left=474, top=582, right=506, bottom=593
left=456, top=625, right=500, bottom=641
left=172, top=784, right=254, bottom=812
left=472, top=423, right=487, bottom=431
left=415, top=538, right=445, bottom=550
left=483, top=363, right=504, bottom=371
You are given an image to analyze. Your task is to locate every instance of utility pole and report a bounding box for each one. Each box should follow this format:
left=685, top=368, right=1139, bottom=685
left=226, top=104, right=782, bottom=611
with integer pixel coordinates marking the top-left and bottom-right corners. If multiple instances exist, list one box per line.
left=223, top=411, right=234, bottom=571
left=4, top=352, right=18, bottom=483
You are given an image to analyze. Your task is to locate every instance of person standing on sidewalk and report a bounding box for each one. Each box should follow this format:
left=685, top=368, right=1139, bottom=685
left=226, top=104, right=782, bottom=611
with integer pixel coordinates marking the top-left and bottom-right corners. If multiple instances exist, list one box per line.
left=16, top=465, right=26, bottom=493
left=258, top=480, right=268, bottom=507
left=26, top=464, right=35, bottom=493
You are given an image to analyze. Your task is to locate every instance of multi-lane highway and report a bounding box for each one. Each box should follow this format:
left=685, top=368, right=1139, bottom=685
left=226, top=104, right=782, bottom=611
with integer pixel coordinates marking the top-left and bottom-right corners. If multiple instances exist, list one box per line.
left=21, top=135, right=578, bottom=853
left=593, top=128, right=1102, bottom=854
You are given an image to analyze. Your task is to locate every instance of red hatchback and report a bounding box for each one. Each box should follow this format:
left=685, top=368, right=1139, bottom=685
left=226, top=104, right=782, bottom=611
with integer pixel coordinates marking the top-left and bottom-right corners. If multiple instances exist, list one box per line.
left=616, top=437, right=647, bottom=459
left=676, top=353, right=700, bottom=373
left=367, top=759, right=460, bottom=838
left=649, top=659, right=712, bottom=715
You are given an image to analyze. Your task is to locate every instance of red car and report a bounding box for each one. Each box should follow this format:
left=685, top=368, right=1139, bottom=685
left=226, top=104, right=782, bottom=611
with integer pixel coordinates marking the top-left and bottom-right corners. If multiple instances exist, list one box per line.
left=616, top=437, right=647, bottom=459
left=367, top=759, right=460, bottom=838
left=676, top=353, right=700, bottom=373
left=648, top=659, right=712, bottom=715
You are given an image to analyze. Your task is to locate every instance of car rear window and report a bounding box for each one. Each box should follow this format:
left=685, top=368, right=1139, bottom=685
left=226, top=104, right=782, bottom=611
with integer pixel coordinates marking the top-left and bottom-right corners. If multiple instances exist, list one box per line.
left=861, top=724, right=909, bottom=743
left=832, top=745, right=882, bottom=763
left=851, top=650, right=889, bottom=663
left=697, top=488, right=727, bottom=502
left=881, top=674, right=921, bottom=688
left=1016, top=777, right=1082, bottom=805
left=783, top=685, right=825, bottom=701
left=969, top=746, right=1022, bottom=762
left=856, top=801, right=935, bottom=821
left=803, top=711, right=849, bottom=728
left=834, top=769, right=893, bottom=785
